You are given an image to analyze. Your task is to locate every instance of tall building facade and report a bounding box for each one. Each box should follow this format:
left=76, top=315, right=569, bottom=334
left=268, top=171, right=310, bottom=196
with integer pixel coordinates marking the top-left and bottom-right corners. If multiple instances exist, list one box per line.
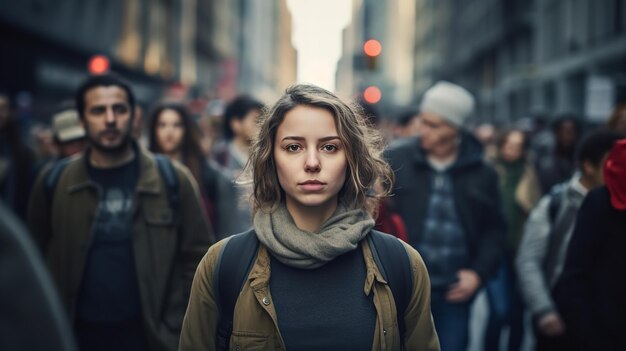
left=237, top=0, right=297, bottom=102
left=415, top=0, right=626, bottom=124
left=338, top=0, right=626, bottom=123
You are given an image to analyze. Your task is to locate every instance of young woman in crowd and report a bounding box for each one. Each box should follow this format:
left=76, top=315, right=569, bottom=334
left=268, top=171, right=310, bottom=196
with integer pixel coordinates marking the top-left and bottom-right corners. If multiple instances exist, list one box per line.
left=179, top=84, right=440, bottom=350
left=485, top=129, right=541, bottom=351
left=148, top=102, right=218, bottom=228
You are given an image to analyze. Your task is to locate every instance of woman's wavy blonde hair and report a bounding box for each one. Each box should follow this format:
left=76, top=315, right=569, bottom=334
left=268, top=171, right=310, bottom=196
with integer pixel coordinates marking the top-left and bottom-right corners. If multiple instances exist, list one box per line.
left=242, top=83, right=394, bottom=215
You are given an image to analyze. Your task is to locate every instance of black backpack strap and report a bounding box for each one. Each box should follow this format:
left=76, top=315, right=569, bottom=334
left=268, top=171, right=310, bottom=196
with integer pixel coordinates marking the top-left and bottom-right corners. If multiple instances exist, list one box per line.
left=548, top=183, right=566, bottom=224
left=154, top=154, right=179, bottom=224
left=214, top=229, right=259, bottom=351
left=44, top=157, right=73, bottom=208
left=367, top=230, right=412, bottom=341
left=545, top=183, right=569, bottom=269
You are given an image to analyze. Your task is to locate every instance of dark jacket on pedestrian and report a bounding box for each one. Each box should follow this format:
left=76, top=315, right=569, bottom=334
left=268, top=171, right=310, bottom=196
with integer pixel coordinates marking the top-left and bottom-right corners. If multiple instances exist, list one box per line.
left=0, top=128, right=36, bottom=219
left=0, top=201, right=76, bottom=351
left=535, top=148, right=576, bottom=194
left=384, top=132, right=506, bottom=284
left=493, top=158, right=541, bottom=253
left=515, top=175, right=587, bottom=319
left=27, top=144, right=215, bottom=351
left=554, top=186, right=626, bottom=351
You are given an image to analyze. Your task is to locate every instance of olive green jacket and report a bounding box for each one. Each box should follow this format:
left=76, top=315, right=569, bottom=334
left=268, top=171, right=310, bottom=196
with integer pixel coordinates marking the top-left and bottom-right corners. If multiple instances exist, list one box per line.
left=179, top=235, right=440, bottom=351
left=27, top=146, right=215, bottom=351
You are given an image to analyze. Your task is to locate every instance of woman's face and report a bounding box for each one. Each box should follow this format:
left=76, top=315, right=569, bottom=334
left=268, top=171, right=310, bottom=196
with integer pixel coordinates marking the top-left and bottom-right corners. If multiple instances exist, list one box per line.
left=500, top=131, right=525, bottom=163
left=273, top=105, right=348, bottom=213
left=156, top=109, right=185, bottom=154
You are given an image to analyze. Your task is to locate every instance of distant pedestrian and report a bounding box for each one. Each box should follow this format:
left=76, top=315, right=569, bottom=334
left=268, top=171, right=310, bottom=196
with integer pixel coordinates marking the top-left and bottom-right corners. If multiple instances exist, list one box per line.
left=51, top=104, right=87, bottom=158
left=210, top=95, right=264, bottom=236
left=473, top=123, right=498, bottom=160
left=553, top=138, right=626, bottom=351
left=516, top=130, right=622, bottom=351
left=0, top=92, right=36, bottom=219
left=27, top=74, right=214, bottom=351
left=148, top=102, right=220, bottom=232
left=393, top=108, right=421, bottom=139
left=211, top=95, right=263, bottom=174
left=385, top=81, right=506, bottom=351
left=535, top=115, right=581, bottom=193
left=485, top=129, right=541, bottom=351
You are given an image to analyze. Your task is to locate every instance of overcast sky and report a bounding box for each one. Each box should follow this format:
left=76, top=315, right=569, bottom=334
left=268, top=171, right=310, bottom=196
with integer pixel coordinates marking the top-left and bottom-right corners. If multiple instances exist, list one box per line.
left=287, top=0, right=352, bottom=92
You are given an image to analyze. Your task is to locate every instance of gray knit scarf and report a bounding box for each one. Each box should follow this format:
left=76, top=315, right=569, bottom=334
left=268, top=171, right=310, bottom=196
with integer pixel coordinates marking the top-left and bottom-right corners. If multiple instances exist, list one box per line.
left=254, top=202, right=375, bottom=269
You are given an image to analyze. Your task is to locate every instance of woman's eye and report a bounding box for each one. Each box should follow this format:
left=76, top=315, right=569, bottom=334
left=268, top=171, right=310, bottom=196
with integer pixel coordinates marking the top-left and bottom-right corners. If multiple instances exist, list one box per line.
left=321, top=144, right=338, bottom=152
left=286, top=144, right=301, bottom=152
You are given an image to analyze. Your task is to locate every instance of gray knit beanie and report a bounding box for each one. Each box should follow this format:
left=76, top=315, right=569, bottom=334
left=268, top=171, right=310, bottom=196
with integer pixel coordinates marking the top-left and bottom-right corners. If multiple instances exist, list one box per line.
left=420, top=81, right=475, bottom=128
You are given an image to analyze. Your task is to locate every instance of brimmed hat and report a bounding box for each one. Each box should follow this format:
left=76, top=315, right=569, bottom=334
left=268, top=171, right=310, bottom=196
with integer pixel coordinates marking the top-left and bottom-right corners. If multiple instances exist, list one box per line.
left=52, top=109, right=85, bottom=142
left=420, top=81, right=475, bottom=128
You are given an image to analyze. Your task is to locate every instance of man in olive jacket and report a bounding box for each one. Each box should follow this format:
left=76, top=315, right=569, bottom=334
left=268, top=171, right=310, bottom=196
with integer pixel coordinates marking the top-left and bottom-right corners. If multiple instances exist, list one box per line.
left=27, top=74, right=215, bottom=351
left=384, top=81, right=505, bottom=351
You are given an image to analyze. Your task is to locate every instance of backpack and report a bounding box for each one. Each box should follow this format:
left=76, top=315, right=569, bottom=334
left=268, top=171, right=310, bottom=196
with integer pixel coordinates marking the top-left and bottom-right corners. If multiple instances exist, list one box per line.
left=45, top=154, right=179, bottom=221
left=547, top=183, right=567, bottom=225
left=213, top=229, right=413, bottom=350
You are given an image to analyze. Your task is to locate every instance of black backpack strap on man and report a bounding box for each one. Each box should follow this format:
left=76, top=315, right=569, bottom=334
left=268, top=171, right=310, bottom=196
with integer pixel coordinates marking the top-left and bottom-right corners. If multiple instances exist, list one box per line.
left=153, top=154, right=179, bottom=224
left=213, top=229, right=412, bottom=350
left=44, top=157, right=74, bottom=206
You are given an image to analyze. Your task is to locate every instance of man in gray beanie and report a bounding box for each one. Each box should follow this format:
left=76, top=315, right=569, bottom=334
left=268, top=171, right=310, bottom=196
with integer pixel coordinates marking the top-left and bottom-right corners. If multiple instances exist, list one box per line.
left=384, top=81, right=505, bottom=351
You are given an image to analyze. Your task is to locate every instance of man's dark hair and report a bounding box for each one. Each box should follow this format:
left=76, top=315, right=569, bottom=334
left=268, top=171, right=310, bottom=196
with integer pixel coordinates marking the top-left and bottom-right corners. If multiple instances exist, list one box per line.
left=397, top=108, right=420, bottom=127
left=551, top=114, right=581, bottom=134
left=576, top=129, right=623, bottom=167
left=75, top=74, right=136, bottom=120
left=222, top=95, right=264, bottom=140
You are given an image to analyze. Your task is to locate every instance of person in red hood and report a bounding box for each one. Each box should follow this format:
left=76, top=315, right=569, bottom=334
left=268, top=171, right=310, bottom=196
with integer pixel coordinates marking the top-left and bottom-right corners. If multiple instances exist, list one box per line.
left=554, top=137, right=626, bottom=351
left=604, top=138, right=626, bottom=209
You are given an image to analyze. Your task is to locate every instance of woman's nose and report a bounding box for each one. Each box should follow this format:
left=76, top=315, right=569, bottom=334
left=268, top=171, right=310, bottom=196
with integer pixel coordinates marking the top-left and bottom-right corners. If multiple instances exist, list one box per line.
left=304, top=150, right=321, bottom=172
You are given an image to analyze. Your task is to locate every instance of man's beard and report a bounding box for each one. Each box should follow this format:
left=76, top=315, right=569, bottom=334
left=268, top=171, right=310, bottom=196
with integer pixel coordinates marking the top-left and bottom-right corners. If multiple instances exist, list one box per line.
left=87, top=128, right=133, bottom=156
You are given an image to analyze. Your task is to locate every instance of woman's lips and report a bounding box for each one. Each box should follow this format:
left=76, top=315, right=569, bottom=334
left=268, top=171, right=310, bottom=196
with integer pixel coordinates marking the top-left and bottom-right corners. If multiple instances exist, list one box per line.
left=299, top=180, right=325, bottom=191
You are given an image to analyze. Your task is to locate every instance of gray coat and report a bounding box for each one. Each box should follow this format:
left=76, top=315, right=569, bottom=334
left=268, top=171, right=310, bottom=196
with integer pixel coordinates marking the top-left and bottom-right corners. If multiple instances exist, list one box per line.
left=515, top=175, right=587, bottom=318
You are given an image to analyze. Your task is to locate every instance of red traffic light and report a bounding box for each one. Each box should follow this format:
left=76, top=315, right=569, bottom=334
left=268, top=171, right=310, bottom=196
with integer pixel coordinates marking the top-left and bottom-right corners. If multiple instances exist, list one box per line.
left=363, top=86, right=382, bottom=104
left=363, top=40, right=382, bottom=57
left=88, top=55, right=110, bottom=75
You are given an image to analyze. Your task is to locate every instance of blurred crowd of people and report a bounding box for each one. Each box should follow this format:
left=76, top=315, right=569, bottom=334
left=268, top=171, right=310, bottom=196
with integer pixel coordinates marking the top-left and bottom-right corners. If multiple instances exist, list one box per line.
left=380, top=85, right=626, bottom=351
left=1, top=74, right=625, bottom=351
